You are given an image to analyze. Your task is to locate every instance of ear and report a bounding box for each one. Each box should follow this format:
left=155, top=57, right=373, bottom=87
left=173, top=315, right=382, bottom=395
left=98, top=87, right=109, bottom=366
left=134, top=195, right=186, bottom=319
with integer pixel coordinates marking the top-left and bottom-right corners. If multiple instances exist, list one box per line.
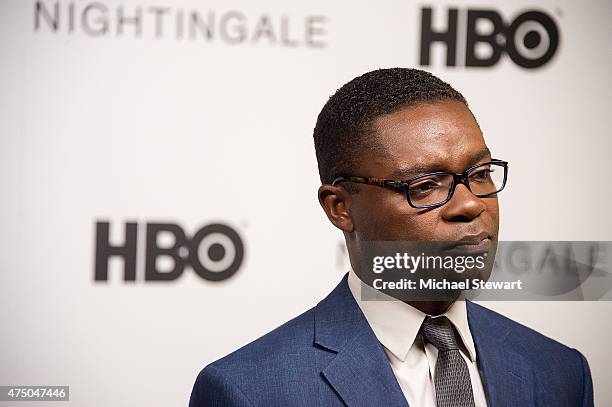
left=318, top=184, right=355, bottom=233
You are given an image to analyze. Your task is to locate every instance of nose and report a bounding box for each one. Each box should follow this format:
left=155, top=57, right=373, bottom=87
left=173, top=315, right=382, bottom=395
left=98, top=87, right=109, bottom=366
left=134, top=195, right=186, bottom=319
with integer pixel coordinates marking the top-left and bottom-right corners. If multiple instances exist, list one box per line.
left=440, top=183, right=486, bottom=222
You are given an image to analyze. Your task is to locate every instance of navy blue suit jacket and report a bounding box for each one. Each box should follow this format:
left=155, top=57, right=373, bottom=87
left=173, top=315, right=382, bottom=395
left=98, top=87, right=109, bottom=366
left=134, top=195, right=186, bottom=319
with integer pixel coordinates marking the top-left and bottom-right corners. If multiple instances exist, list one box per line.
left=189, top=274, right=594, bottom=406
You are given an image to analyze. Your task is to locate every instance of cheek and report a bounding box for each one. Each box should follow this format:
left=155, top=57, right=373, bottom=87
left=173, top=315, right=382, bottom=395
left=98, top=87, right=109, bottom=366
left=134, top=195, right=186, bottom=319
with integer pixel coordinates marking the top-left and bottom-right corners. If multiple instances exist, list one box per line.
left=485, top=198, right=500, bottom=235
left=353, top=192, right=437, bottom=240
left=392, top=212, right=440, bottom=240
left=352, top=203, right=395, bottom=240
left=487, top=198, right=500, bottom=219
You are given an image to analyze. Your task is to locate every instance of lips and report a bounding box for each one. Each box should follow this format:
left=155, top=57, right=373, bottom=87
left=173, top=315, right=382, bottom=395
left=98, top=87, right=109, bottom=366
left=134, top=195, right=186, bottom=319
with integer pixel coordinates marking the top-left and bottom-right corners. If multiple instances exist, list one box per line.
left=444, top=232, right=492, bottom=255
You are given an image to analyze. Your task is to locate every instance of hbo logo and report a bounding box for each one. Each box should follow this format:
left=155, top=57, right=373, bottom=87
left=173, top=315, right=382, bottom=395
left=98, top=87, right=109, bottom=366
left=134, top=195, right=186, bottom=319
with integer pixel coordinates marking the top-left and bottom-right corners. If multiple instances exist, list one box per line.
left=94, top=221, right=245, bottom=282
left=420, top=7, right=560, bottom=69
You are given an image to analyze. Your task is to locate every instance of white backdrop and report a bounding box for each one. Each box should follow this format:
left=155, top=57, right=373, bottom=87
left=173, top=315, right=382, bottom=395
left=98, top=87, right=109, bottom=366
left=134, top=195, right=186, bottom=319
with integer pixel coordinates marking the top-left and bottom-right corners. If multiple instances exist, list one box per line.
left=1, top=0, right=611, bottom=406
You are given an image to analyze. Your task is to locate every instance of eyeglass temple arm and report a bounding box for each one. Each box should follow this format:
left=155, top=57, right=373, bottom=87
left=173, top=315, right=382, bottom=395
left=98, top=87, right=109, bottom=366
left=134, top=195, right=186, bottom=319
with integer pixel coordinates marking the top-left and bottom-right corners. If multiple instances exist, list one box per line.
left=331, top=176, right=404, bottom=189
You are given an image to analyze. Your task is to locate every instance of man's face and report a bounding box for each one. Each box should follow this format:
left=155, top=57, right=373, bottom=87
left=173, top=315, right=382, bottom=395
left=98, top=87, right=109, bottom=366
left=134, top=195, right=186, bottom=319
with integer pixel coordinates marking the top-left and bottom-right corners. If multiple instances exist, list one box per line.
left=347, top=100, right=499, bottom=244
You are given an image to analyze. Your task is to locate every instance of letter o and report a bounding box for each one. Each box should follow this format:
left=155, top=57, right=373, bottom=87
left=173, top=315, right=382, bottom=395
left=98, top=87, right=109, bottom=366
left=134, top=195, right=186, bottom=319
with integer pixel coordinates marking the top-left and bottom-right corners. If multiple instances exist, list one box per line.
left=188, top=224, right=245, bottom=282
left=506, top=11, right=559, bottom=68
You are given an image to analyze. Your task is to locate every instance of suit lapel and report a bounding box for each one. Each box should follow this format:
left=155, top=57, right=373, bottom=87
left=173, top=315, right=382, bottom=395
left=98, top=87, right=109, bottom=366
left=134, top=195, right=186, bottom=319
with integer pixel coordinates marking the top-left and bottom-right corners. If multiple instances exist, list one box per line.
left=314, top=274, right=408, bottom=407
left=467, top=301, right=534, bottom=407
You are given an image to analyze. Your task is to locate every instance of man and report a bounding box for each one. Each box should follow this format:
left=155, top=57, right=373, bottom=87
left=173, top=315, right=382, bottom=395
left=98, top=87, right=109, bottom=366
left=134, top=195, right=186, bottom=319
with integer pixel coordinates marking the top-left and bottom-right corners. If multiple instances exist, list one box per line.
left=189, top=68, right=593, bottom=406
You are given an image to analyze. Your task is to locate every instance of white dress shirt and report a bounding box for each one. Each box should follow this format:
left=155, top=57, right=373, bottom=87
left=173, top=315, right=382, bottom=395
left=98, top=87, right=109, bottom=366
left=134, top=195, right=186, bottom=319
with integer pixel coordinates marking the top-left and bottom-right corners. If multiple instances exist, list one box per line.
left=347, top=270, right=488, bottom=407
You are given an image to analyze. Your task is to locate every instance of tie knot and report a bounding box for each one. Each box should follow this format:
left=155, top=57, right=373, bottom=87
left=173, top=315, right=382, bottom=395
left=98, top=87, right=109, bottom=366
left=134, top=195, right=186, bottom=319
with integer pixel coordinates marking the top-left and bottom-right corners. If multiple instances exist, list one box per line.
left=421, top=316, right=460, bottom=351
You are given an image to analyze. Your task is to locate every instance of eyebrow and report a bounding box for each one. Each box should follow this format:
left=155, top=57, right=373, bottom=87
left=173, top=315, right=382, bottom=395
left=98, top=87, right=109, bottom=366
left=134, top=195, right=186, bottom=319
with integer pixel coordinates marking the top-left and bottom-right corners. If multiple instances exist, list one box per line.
left=389, top=146, right=492, bottom=179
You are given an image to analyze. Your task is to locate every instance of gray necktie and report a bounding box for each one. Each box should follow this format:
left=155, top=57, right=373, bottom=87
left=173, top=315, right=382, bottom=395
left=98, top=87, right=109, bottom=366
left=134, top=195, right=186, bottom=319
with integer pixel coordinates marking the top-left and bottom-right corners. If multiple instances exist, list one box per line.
left=421, top=316, right=476, bottom=407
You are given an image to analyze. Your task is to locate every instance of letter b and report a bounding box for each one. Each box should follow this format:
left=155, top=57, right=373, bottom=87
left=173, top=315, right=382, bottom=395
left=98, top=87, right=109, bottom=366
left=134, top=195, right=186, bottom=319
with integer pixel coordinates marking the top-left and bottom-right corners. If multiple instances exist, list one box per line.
left=145, top=223, right=187, bottom=281
left=465, top=10, right=504, bottom=67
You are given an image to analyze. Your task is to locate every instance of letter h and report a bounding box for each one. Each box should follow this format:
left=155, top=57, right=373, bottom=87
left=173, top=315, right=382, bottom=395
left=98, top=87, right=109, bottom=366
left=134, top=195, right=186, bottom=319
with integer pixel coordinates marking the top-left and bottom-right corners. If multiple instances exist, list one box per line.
left=420, top=7, right=458, bottom=67
left=94, top=221, right=138, bottom=281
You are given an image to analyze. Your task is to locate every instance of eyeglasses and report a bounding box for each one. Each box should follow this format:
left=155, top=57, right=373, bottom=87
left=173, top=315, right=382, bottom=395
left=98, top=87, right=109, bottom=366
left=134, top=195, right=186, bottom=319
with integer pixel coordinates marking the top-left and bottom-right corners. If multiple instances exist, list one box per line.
left=331, top=159, right=508, bottom=209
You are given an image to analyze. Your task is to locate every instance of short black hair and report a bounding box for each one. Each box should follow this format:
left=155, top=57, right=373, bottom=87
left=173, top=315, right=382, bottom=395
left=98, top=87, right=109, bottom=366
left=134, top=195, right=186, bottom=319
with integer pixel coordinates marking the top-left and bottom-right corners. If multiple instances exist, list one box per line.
left=313, top=68, right=468, bottom=185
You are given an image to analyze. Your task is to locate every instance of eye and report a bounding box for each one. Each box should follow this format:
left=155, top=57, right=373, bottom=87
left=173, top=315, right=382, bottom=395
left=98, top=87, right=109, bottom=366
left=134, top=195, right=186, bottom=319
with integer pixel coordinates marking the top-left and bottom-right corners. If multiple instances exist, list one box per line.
left=470, top=167, right=494, bottom=182
left=410, top=179, right=442, bottom=194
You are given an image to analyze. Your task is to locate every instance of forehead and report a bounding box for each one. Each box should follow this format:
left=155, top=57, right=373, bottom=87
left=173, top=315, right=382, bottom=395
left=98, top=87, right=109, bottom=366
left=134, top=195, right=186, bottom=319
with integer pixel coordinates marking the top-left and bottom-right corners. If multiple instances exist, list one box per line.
left=368, top=100, right=488, bottom=177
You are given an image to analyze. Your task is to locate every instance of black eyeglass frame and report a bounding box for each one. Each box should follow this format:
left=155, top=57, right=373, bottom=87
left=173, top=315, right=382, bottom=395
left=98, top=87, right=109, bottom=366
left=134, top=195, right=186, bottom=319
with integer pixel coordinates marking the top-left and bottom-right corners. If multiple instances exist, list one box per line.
left=331, top=159, right=509, bottom=209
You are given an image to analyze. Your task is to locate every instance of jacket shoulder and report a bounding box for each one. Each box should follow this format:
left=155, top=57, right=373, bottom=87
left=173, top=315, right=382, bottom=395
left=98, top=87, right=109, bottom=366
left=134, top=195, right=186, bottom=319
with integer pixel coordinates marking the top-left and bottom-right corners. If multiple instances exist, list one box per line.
left=191, top=305, right=335, bottom=404
left=468, top=302, right=593, bottom=405
left=468, top=301, right=577, bottom=354
left=212, top=305, right=318, bottom=369
left=469, top=302, right=591, bottom=386
left=189, top=364, right=254, bottom=407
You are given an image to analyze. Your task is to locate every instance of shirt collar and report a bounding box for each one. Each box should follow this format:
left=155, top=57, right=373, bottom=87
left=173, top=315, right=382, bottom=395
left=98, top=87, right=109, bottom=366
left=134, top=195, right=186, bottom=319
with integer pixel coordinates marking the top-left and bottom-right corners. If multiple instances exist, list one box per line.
left=347, top=269, right=477, bottom=363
